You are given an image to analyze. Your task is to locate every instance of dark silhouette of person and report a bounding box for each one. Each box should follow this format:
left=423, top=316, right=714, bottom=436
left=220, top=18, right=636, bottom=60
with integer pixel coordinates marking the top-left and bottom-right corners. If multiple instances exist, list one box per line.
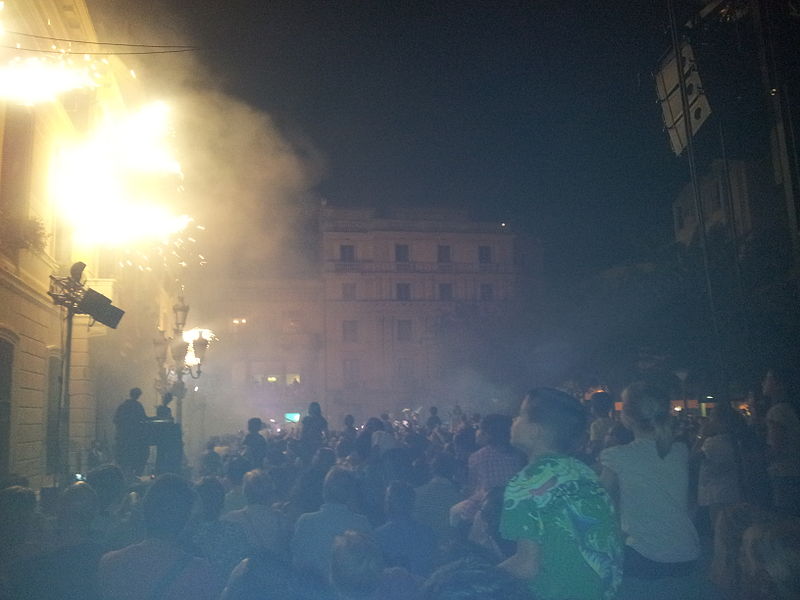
left=241, top=418, right=268, bottom=470
left=299, top=402, right=328, bottom=464
left=7, top=482, right=103, bottom=600
left=156, top=393, right=174, bottom=420
left=98, top=474, right=222, bottom=600
left=113, top=388, right=149, bottom=478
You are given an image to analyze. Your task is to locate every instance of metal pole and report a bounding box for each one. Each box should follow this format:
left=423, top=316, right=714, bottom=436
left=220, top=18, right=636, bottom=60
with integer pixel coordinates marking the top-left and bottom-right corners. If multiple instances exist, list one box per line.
left=60, top=307, right=74, bottom=487
left=667, top=0, right=727, bottom=386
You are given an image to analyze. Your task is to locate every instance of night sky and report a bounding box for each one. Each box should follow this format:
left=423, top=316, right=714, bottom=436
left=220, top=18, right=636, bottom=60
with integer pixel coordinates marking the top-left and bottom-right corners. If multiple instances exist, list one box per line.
left=158, top=0, right=699, bottom=277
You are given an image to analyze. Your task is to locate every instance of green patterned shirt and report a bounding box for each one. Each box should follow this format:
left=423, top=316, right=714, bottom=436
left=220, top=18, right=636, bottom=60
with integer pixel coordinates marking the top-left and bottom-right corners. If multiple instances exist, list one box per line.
left=500, top=454, right=622, bottom=600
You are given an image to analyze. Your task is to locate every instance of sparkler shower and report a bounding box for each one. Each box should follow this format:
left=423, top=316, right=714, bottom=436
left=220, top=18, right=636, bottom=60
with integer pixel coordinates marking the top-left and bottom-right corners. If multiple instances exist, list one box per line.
left=49, top=101, right=192, bottom=247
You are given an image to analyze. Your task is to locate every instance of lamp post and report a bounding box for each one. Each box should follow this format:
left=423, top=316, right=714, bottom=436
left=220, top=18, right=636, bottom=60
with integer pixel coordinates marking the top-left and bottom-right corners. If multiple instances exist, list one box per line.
left=153, top=296, right=214, bottom=424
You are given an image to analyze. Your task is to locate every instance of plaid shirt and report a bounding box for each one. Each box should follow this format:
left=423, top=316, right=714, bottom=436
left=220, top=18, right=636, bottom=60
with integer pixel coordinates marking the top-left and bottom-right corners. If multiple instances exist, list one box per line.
left=468, top=444, right=524, bottom=497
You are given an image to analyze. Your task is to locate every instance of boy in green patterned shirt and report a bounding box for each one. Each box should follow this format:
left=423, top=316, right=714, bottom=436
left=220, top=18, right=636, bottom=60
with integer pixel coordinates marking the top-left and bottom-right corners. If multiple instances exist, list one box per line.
left=499, top=388, right=622, bottom=600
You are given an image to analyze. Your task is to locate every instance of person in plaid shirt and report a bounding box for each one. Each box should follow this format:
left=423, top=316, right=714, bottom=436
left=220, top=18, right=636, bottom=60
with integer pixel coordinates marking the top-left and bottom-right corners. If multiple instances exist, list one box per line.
left=451, top=414, right=525, bottom=525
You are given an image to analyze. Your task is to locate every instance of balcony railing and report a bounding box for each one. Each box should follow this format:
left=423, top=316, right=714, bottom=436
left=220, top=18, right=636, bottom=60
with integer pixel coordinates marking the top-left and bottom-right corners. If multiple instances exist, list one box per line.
left=328, top=261, right=513, bottom=274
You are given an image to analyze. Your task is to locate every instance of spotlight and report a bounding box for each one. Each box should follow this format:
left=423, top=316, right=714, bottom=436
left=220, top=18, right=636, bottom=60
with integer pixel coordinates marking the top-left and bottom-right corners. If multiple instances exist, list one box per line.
left=77, top=288, right=125, bottom=329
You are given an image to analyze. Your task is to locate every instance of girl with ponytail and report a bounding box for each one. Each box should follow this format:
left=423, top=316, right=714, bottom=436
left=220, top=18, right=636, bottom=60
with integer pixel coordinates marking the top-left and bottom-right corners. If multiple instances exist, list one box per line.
left=599, top=382, right=700, bottom=584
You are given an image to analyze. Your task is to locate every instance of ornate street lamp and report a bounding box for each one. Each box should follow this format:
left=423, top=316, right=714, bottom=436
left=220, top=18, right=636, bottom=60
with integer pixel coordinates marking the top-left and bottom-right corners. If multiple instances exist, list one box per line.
left=172, top=297, right=189, bottom=334
left=153, top=296, right=215, bottom=423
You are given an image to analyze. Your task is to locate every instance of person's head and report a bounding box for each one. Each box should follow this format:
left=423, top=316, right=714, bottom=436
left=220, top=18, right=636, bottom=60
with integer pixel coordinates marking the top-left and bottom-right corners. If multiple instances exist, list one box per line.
left=323, top=467, right=358, bottom=505
left=226, top=456, right=251, bottom=487
left=590, top=391, right=614, bottom=418
left=512, top=388, right=588, bottom=457
left=129, top=387, right=142, bottom=401
left=194, top=476, right=226, bottom=521
left=142, top=474, right=196, bottom=540
left=422, top=558, right=528, bottom=600
left=364, top=417, right=384, bottom=433
left=330, top=530, right=384, bottom=599
left=247, top=417, right=264, bottom=434
left=430, top=406, right=438, bottom=416
left=58, top=481, right=98, bottom=533
left=740, top=518, right=800, bottom=600
left=476, top=414, right=513, bottom=448
left=385, top=480, right=415, bottom=519
left=86, top=464, right=125, bottom=511
left=243, top=469, right=277, bottom=506
left=308, top=401, right=322, bottom=417
left=344, top=414, right=355, bottom=427
left=708, top=400, right=746, bottom=436
left=621, top=381, right=674, bottom=458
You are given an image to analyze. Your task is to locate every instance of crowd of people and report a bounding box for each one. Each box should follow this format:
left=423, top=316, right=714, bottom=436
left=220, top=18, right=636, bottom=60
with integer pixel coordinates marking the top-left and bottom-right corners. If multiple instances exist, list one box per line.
left=1, top=373, right=800, bottom=600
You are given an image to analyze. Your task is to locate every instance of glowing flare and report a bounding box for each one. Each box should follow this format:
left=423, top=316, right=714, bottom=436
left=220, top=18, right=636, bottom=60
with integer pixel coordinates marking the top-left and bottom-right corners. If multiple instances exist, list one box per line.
left=50, top=102, right=189, bottom=246
left=182, top=328, right=217, bottom=366
left=0, top=57, right=97, bottom=105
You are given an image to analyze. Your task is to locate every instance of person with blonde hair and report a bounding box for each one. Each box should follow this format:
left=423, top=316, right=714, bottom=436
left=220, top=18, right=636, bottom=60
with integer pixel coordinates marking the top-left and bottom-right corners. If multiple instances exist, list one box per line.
left=599, top=381, right=700, bottom=588
left=739, top=517, right=800, bottom=600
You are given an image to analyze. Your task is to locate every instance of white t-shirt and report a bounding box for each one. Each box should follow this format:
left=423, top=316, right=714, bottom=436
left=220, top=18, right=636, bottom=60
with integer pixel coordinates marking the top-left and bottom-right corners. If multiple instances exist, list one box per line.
left=600, top=438, right=699, bottom=563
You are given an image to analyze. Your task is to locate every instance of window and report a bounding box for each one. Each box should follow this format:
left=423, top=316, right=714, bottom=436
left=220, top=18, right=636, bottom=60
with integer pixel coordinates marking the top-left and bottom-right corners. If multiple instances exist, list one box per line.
left=395, top=244, right=410, bottom=262
left=340, top=244, right=355, bottom=262
left=342, top=320, right=358, bottom=342
left=396, top=283, right=411, bottom=301
left=480, top=284, right=494, bottom=301
left=342, top=283, right=356, bottom=300
left=343, top=359, right=359, bottom=385
left=397, top=320, right=412, bottom=341
left=437, top=245, right=451, bottom=263
left=479, top=245, right=492, bottom=263
left=438, top=283, right=453, bottom=301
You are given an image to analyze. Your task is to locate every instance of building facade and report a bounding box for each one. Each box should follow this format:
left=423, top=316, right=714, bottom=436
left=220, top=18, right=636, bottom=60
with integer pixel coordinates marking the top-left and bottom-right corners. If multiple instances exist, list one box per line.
left=212, top=206, right=526, bottom=429
left=0, top=0, right=183, bottom=487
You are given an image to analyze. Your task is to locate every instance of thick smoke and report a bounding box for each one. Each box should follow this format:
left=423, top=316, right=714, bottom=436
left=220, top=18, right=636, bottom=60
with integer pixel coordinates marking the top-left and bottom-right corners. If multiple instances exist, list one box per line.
left=85, top=0, right=325, bottom=449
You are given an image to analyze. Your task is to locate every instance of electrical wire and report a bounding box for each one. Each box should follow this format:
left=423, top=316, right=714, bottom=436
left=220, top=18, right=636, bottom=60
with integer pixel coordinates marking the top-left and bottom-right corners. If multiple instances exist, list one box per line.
left=0, top=45, right=197, bottom=55
left=5, top=30, right=197, bottom=49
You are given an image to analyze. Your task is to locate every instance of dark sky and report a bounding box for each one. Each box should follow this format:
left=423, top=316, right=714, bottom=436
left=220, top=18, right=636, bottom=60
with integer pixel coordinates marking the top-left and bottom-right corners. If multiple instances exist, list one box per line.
left=160, top=0, right=698, bottom=276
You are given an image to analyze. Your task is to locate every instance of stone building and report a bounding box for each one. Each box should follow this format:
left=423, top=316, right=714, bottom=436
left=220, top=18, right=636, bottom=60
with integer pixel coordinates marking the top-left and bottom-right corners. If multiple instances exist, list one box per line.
left=0, top=0, right=179, bottom=487
left=208, top=206, right=527, bottom=429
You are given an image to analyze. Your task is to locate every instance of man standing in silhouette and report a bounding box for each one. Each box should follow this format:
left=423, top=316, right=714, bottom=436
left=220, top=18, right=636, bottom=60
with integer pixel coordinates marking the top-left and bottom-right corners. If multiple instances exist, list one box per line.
left=113, top=388, right=149, bottom=478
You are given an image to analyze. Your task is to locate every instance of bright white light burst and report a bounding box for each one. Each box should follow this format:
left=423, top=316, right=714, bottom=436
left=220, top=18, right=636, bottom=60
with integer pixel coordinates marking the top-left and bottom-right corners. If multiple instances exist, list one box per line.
left=50, top=102, right=190, bottom=246
left=0, top=57, right=99, bottom=105
left=182, top=328, right=217, bottom=367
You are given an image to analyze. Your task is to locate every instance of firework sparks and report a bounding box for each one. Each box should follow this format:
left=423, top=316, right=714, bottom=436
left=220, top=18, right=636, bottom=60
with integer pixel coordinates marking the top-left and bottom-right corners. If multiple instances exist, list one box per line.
left=182, top=328, right=217, bottom=367
left=50, top=101, right=191, bottom=246
left=0, top=56, right=99, bottom=105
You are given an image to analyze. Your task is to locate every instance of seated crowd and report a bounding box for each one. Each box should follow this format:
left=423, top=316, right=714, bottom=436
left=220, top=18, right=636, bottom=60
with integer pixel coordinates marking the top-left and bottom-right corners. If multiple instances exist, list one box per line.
left=1, top=377, right=800, bottom=600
